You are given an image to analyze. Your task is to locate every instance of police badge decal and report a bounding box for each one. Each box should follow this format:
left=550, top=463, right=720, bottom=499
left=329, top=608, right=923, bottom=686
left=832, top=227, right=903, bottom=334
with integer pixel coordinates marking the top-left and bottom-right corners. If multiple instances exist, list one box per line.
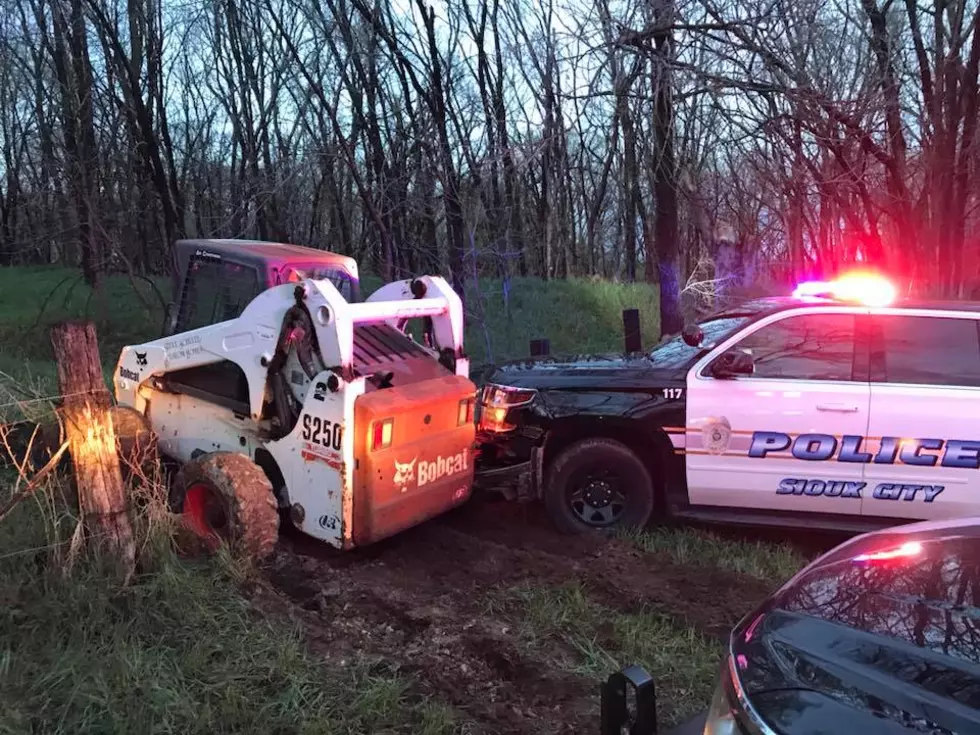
left=702, top=416, right=732, bottom=454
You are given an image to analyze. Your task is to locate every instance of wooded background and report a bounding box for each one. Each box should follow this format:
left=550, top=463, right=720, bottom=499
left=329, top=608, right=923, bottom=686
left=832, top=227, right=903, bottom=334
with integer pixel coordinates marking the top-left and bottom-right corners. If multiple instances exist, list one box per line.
left=0, top=0, right=978, bottom=332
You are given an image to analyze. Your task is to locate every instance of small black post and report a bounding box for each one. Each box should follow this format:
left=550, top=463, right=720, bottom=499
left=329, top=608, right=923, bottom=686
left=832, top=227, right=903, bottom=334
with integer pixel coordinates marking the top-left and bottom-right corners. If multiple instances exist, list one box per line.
left=623, top=309, right=642, bottom=353
left=529, top=338, right=550, bottom=357
left=600, top=665, right=658, bottom=734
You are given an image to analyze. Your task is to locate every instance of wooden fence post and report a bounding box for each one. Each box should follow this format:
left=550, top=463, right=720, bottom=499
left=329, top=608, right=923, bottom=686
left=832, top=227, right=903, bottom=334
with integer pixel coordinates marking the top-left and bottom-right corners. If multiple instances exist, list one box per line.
left=529, top=338, right=551, bottom=357
left=623, top=309, right=642, bottom=353
left=50, top=321, right=134, bottom=577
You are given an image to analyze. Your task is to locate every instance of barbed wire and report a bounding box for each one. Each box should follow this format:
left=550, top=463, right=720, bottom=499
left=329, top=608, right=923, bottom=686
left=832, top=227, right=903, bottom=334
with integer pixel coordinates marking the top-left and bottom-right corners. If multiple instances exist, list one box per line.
left=0, top=526, right=137, bottom=562
left=0, top=390, right=109, bottom=413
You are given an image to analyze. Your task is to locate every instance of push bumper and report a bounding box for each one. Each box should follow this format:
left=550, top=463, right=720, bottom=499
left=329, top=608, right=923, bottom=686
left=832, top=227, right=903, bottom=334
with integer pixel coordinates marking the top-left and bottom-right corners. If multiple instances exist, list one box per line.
left=473, top=445, right=543, bottom=501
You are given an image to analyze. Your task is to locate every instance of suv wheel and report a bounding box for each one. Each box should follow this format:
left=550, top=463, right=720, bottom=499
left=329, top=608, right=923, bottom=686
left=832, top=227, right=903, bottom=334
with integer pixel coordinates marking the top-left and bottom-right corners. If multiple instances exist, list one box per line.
left=544, top=438, right=654, bottom=535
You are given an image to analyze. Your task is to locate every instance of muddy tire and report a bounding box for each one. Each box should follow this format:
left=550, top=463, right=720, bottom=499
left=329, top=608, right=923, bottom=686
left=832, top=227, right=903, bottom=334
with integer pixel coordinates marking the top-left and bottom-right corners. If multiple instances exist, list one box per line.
left=2, top=406, right=154, bottom=477
left=110, top=405, right=158, bottom=479
left=544, top=438, right=654, bottom=535
left=171, top=451, right=279, bottom=561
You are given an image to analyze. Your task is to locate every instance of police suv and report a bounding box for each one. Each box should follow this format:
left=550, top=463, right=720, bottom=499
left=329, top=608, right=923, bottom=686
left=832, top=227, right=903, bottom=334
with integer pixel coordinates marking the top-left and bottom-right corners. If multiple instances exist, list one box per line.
left=475, top=275, right=980, bottom=535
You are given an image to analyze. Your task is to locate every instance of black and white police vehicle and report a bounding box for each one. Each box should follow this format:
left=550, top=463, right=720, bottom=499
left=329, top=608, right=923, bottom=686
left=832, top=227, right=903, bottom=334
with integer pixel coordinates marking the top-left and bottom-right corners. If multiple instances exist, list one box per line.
left=476, top=273, right=980, bottom=535
left=601, top=516, right=980, bottom=735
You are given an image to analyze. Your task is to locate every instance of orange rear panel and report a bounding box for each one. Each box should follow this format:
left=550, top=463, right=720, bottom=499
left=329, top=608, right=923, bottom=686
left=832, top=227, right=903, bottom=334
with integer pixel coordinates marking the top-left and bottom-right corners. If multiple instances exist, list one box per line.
left=353, top=374, right=476, bottom=546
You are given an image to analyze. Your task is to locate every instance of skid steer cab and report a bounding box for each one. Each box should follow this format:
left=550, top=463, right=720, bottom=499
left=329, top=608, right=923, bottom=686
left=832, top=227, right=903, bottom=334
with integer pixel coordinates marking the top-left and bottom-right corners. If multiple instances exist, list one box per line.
left=114, top=239, right=476, bottom=559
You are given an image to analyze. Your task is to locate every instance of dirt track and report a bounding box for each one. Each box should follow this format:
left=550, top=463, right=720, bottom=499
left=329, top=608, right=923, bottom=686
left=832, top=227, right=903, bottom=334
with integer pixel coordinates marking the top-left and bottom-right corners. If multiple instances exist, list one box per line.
left=256, top=496, right=781, bottom=733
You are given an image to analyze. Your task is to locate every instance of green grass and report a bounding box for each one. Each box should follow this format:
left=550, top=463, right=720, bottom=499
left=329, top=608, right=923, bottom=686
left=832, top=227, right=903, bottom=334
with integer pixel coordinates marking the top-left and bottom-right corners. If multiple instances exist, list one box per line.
left=460, top=275, right=661, bottom=367
left=0, top=476, right=454, bottom=735
left=0, top=266, right=660, bottom=385
left=0, top=266, right=166, bottom=368
left=620, top=527, right=808, bottom=587
left=503, top=581, right=722, bottom=727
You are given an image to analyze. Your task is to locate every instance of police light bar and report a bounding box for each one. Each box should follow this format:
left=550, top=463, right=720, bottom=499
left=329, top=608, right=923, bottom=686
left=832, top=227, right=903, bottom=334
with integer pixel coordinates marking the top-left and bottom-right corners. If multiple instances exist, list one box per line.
left=852, top=541, right=922, bottom=563
left=792, top=272, right=896, bottom=307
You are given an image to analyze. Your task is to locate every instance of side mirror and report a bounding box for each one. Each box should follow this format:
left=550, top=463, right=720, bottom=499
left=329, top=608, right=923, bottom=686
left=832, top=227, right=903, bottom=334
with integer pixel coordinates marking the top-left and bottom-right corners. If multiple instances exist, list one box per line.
left=601, top=665, right=657, bottom=735
left=709, top=349, right=754, bottom=379
left=681, top=324, right=704, bottom=347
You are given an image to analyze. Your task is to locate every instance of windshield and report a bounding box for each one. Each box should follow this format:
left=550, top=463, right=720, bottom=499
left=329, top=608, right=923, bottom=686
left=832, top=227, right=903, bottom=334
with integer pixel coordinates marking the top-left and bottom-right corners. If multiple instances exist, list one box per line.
left=648, top=315, right=754, bottom=368
left=775, top=529, right=980, bottom=667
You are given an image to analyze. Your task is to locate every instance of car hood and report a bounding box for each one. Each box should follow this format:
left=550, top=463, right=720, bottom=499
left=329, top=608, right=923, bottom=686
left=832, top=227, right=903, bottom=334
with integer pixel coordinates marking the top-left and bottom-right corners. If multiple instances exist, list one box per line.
left=485, top=352, right=687, bottom=390
left=732, top=528, right=980, bottom=735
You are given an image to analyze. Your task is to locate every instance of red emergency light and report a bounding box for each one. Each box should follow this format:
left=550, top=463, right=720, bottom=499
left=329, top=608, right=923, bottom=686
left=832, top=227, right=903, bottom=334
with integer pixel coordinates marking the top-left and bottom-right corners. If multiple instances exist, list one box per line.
left=853, top=540, right=922, bottom=563
left=793, top=272, right=897, bottom=307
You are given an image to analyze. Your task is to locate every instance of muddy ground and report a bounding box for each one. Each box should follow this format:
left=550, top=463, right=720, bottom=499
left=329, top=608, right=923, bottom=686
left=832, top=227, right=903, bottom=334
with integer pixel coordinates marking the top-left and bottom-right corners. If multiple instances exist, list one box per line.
left=254, top=496, right=800, bottom=734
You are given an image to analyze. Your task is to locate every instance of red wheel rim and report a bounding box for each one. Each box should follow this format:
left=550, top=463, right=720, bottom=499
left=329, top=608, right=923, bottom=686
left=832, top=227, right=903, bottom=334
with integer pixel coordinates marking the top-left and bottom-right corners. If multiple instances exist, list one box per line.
left=183, top=483, right=225, bottom=551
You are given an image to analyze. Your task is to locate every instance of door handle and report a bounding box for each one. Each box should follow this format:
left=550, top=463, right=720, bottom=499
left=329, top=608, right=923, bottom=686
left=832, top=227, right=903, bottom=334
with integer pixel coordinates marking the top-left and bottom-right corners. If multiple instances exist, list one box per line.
left=816, top=403, right=860, bottom=413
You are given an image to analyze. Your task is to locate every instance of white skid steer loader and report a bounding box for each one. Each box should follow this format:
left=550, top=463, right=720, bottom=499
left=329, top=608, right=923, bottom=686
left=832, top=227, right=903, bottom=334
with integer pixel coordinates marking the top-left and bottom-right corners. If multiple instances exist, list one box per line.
left=111, top=239, right=477, bottom=559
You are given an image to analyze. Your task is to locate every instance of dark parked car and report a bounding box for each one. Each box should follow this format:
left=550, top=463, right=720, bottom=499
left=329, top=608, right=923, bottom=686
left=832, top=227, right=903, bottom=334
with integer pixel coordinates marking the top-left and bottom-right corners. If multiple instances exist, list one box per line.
left=603, top=517, right=980, bottom=734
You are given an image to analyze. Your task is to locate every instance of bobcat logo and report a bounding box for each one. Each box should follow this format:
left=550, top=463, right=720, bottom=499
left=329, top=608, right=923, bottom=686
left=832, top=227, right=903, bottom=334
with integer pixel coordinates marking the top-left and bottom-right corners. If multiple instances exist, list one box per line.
left=393, top=457, right=417, bottom=493
left=135, top=351, right=148, bottom=367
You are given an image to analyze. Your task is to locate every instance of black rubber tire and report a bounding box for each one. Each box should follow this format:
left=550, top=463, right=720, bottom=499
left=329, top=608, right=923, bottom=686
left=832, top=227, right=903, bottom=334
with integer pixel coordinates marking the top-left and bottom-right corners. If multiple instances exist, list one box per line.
left=2, top=406, right=154, bottom=478
left=544, top=438, right=654, bottom=535
left=171, top=451, right=279, bottom=561
left=109, top=405, right=158, bottom=480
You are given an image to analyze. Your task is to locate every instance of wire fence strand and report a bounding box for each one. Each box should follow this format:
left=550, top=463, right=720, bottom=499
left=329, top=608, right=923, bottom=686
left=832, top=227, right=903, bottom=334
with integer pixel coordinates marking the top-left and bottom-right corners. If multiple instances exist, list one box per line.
left=0, top=390, right=109, bottom=413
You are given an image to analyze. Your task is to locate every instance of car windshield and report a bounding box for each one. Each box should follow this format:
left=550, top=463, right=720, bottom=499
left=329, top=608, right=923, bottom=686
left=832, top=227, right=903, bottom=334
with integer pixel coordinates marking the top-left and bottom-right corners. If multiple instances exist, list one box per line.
left=648, top=314, right=754, bottom=368
left=775, top=528, right=980, bottom=666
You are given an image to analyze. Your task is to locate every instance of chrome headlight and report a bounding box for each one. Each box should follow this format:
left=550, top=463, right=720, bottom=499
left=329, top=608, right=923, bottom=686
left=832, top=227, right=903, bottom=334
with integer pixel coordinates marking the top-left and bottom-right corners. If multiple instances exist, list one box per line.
left=703, top=654, right=777, bottom=735
left=479, top=383, right=537, bottom=408
left=477, top=383, right=537, bottom=433
left=703, top=657, right=741, bottom=735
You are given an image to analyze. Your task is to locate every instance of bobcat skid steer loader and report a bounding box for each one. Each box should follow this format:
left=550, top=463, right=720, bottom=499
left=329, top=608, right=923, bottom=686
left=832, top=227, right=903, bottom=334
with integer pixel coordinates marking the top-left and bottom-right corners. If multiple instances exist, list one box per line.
left=113, top=239, right=476, bottom=560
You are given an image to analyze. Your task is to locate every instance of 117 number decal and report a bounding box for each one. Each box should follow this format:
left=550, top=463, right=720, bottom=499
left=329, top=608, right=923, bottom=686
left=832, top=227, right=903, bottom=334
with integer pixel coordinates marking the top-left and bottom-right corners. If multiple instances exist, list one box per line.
left=662, top=388, right=684, bottom=400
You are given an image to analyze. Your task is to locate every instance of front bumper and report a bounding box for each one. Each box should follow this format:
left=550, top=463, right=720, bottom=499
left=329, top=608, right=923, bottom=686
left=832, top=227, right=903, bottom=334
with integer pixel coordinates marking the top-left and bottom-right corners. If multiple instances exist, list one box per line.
left=474, top=443, right=543, bottom=501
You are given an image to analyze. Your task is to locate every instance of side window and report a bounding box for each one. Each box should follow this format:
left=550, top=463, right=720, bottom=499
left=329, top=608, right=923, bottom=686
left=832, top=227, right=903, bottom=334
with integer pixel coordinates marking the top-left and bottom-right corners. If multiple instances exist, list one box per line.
left=724, top=313, right=857, bottom=381
left=312, top=268, right=354, bottom=301
left=177, top=258, right=261, bottom=332
left=876, top=315, right=980, bottom=387
left=283, top=267, right=355, bottom=301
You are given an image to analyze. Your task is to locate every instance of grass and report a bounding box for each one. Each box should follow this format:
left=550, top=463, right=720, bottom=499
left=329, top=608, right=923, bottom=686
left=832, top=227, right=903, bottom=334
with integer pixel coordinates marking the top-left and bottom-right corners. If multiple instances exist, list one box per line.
left=619, top=526, right=808, bottom=587
left=503, top=581, right=722, bottom=727
left=0, top=266, right=660, bottom=385
left=459, top=275, right=662, bottom=367
left=0, top=465, right=455, bottom=735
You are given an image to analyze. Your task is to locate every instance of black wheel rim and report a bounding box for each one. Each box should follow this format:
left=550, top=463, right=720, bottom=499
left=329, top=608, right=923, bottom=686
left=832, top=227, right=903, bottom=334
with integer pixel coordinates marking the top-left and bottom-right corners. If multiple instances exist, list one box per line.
left=568, top=467, right=628, bottom=527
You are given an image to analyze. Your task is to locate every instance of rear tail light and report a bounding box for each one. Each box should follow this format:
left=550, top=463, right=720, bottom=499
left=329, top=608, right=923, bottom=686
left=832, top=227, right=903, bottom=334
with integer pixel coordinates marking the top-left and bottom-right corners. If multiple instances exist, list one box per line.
left=370, top=418, right=394, bottom=451
left=458, top=397, right=475, bottom=426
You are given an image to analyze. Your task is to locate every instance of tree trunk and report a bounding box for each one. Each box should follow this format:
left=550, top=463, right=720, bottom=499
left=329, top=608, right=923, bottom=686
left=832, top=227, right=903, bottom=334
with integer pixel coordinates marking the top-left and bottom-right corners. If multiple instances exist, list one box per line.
left=50, top=322, right=134, bottom=579
left=651, top=0, right=682, bottom=336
